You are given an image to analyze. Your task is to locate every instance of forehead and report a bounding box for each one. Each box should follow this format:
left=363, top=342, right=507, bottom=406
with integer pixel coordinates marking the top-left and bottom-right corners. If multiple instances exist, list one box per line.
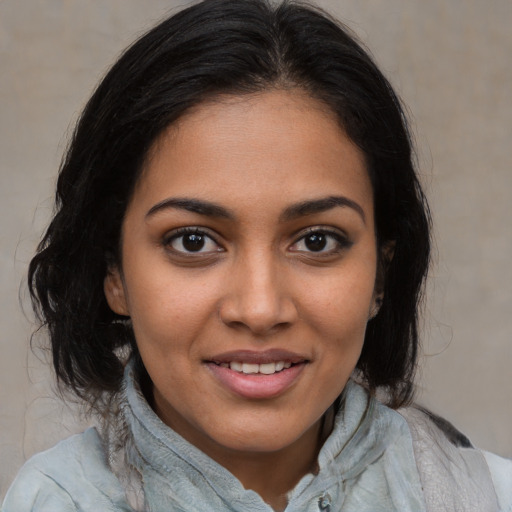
left=133, top=89, right=373, bottom=219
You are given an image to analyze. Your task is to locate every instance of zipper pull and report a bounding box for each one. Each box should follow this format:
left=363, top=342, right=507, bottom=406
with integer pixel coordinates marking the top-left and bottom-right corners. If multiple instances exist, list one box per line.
left=318, top=492, right=332, bottom=511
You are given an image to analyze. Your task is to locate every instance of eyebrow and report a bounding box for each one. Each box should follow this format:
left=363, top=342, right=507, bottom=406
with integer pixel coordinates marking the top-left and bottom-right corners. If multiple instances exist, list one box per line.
left=145, top=195, right=365, bottom=223
left=146, top=198, right=234, bottom=220
left=280, top=196, right=366, bottom=224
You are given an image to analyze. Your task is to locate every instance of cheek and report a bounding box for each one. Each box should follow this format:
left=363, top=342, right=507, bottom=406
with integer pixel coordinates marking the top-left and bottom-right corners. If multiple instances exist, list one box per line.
left=124, top=269, right=221, bottom=353
left=299, top=267, right=376, bottom=332
left=297, top=264, right=375, bottom=383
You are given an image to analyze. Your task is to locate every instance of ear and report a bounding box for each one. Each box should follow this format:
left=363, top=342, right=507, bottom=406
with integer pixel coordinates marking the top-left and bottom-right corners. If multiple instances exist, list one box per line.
left=370, top=240, right=395, bottom=318
left=374, top=240, right=395, bottom=295
left=104, top=266, right=129, bottom=316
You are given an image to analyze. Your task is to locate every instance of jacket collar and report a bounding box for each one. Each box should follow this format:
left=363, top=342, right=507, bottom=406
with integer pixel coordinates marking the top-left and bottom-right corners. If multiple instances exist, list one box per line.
left=120, top=360, right=425, bottom=511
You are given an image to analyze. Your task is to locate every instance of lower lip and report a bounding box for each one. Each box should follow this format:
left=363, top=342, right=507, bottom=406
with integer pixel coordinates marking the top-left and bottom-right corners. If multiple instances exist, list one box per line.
left=206, top=363, right=306, bottom=399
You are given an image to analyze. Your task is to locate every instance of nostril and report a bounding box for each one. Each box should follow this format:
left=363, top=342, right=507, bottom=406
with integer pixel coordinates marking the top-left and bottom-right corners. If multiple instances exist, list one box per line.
left=218, top=298, right=297, bottom=335
left=222, top=319, right=292, bottom=337
left=222, top=319, right=248, bottom=331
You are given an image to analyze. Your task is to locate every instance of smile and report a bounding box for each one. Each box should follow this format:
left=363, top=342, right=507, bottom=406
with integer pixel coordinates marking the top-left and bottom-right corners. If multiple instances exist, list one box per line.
left=218, top=361, right=293, bottom=374
left=206, top=350, right=308, bottom=399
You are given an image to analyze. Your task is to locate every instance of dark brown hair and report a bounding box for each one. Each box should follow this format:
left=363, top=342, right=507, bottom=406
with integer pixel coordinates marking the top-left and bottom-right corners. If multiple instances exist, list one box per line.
left=29, top=0, right=430, bottom=410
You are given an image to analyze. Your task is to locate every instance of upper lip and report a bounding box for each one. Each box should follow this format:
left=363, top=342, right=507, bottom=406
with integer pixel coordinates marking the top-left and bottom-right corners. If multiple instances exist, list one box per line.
left=207, top=349, right=308, bottom=365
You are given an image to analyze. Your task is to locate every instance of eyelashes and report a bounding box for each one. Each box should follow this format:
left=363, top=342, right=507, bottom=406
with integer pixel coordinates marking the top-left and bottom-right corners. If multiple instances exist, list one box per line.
left=289, top=228, right=352, bottom=255
left=163, top=228, right=223, bottom=255
left=162, top=226, right=352, bottom=259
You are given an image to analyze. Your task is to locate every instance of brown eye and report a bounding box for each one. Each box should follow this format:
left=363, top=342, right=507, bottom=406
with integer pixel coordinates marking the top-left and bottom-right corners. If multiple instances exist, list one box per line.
left=166, top=229, right=222, bottom=254
left=290, top=228, right=352, bottom=255
left=181, top=233, right=205, bottom=252
left=304, top=233, right=327, bottom=252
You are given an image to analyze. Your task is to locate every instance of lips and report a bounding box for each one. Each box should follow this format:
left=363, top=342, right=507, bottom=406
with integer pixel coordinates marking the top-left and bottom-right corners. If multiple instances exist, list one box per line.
left=205, top=349, right=308, bottom=399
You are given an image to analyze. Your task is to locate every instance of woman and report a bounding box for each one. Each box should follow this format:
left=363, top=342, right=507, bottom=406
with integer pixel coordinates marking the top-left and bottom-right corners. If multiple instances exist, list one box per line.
left=3, top=0, right=511, bottom=510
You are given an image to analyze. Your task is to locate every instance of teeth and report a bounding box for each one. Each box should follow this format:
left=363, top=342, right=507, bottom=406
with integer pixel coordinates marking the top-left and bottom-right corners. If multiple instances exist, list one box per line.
left=230, top=361, right=243, bottom=372
left=242, top=363, right=259, bottom=374
left=227, top=361, right=292, bottom=374
left=259, top=362, right=276, bottom=374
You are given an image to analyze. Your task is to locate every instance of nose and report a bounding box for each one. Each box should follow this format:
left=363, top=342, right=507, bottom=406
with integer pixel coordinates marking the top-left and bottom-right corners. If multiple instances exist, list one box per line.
left=219, top=252, right=298, bottom=335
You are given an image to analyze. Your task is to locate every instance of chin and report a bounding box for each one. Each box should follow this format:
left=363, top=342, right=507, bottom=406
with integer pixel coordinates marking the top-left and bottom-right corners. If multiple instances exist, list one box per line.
left=203, top=414, right=321, bottom=455
left=218, top=433, right=297, bottom=453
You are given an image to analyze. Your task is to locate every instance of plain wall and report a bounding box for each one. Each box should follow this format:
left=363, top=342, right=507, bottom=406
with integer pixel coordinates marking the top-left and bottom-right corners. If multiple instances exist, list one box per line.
left=1, top=0, right=511, bottom=499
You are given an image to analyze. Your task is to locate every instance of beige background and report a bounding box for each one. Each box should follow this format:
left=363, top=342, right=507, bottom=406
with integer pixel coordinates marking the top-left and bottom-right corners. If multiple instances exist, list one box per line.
left=1, top=0, right=511, bottom=499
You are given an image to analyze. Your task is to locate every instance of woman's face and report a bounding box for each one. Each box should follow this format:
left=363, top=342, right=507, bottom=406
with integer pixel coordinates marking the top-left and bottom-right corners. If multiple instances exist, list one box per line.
left=105, top=90, right=378, bottom=459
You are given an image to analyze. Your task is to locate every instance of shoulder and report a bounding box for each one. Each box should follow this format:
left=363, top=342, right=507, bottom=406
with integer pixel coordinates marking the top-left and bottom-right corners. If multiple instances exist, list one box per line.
left=398, top=406, right=512, bottom=512
left=483, top=450, right=512, bottom=512
left=2, top=427, right=132, bottom=512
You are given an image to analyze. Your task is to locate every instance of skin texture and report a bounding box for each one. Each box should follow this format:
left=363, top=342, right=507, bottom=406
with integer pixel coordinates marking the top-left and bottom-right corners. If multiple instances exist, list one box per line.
left=104, top=89, right=379, bottom=510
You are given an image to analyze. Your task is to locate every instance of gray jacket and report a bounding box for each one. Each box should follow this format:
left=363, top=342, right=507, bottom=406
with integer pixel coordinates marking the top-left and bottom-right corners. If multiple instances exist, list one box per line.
left=3, top=363, right=512, bottom=511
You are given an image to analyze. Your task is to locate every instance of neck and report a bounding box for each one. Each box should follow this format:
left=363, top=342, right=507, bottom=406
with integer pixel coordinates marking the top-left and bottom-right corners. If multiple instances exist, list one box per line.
left=151, top=382, right=336, bottom=511
left=214, top=419, right=324, bottom=511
